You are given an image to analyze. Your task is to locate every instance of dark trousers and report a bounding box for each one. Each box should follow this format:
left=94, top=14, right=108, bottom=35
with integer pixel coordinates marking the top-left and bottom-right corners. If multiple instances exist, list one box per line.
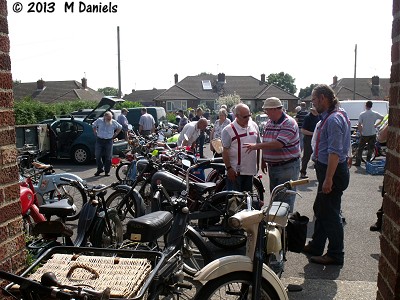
left=301, top=135, right=313, bottom=175
left=226, top=175, right=253, bottom=193
left=196, top=133, right=205, bottom=157
left=310, top=161, right=349, bottom=263
left=356, top=134, right=376, bottom=164
left=95, top=138, right=113, bottom=173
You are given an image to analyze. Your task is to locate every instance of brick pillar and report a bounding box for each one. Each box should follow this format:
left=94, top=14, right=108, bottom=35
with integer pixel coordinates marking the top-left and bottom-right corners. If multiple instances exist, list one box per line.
left=0, top=0, right=27, bottom=280
left=377, top=1, right=400, bottom=299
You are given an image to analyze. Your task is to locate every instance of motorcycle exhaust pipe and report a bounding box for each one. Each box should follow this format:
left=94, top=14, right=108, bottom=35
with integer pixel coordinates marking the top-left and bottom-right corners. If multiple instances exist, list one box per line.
left=200, top=231, right=232, bottom=238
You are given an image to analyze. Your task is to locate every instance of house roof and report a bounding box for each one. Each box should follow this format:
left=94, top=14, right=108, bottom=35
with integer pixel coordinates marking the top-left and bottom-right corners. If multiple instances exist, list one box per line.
left=154, top=74, right=298, bottom=102
left=123, top=88, right=166, bottom=104
left=13, top=80, right=104, bottom=103
left=302, top=76, right=390, bottom=101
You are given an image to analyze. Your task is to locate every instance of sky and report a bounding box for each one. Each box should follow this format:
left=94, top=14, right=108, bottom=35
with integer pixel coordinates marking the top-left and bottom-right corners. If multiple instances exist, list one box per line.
left=7, top=0, right=393, bottom=96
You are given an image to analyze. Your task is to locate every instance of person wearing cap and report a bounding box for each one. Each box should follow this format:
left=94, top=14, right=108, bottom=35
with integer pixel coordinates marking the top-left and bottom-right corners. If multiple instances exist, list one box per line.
left=221, top=103, right=260, bottom=192
left=177, top=109, right=188, bottom=132
left=303, top=84, right=351, bottom=266
left=299, top=105, right=321, bottom=178
left=244, top=97, right=300, bottom=212
left=117, top=108, right=129, bottom=140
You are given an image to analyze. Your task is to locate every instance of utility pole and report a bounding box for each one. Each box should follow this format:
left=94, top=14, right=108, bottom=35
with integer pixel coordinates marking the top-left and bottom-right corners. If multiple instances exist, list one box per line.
left=353, top=44, right=357, bottom=100
left=117, top=26, right=122, bottom=98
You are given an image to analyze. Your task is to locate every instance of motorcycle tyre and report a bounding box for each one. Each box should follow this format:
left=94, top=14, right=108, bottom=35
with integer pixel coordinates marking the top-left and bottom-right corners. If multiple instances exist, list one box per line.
left=106, top=188, right=146, bottom=222
left=194, top=271, right=279, bottom=300
left=215, top=177, right=264, bottom=202
left=115, top=162, right=131, bottom=181
left=49, top=183, right=87, bottom=221
left=90, top=208, right=123, bottom=248
left=182, top=227, right=213, bottom=276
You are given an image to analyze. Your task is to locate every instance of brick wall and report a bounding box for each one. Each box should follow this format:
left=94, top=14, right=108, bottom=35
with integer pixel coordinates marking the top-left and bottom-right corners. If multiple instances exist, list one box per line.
left=377, top=1, right=400, bottom=299
left=0, top=0, right=26, bottom=283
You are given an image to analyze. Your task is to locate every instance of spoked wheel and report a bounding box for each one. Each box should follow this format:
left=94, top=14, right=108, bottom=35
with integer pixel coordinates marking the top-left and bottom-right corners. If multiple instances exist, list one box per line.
left=90, top=209, right=123, bottom=248
left=182, top=228, right=213, bottom=276
left=207, top=230, right=247, bottom=250
left=49, top=183, right=87, bottom=221
left=194, top=271, right=279, bottom=300
left=115, top=162, right=131, bottom=181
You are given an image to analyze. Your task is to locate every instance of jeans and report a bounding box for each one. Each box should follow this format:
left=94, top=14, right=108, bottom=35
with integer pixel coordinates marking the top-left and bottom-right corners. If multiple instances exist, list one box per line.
left=226, top=175, right=253, bottom=192
left=299, top=132, right=304, bottom=151
left=356, top=134, right=376, bottom=164
left=95, top=138, right=113, bottom=173
left=310, top=160, right=349, bottom=263
left=268, top=158, right=300, bottom=213
left=301, top=135, right=313, bottom=175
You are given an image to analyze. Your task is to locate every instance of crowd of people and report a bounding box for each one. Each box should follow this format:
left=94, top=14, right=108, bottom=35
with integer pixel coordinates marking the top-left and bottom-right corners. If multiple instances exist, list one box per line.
left=91, top=90, right=387, bottom=265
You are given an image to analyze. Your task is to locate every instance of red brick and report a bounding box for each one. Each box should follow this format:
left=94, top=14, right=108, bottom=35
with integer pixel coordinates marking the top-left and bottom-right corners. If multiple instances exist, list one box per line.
left=0, top=16, right=8, bottom=35
left=0, top=223, right=7, bottom=241
left=0, top=35, right=9, bottom=53
left=0, top=201, right=21, bottom=223
left=0, top=90, right=13, bottom=107
left=393, top=41, right=400, bottom=63
left=0, top=147, right=18, bottom=165
left=394, top=0, right=400, bottom=16
left=8, top=218, right=23, bottom=237
left=11, top=249, right=27, bottom=273
left=4, top=183, right=20, bottom=203
left=0, top=128, right=16, bottom=147
left=0, top=110, right=15, bottom=126
left=0, top=53, right=11, bottom=70
left=389, top=85, right=399, bottom=106
left=0, top=72, right=12, bottom=89
left=380, top=228, right=400, bottom=268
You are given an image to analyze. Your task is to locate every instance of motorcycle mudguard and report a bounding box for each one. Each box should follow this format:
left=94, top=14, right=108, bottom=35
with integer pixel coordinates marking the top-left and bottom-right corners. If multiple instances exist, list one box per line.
left=112, top=184, right=146, bottom=217
left=74, top=202, right=97, bottom=246
left=194, top=255, right=288, bottom=300
left=51, top=173, right=85, bottom=184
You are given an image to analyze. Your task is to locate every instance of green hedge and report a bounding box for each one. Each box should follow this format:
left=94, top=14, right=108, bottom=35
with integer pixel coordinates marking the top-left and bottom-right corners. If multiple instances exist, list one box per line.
left=14, top=97, right=142, bottom=125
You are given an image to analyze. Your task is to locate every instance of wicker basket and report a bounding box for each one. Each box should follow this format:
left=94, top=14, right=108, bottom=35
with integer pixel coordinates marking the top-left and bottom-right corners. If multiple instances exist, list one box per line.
left=10, top=246, right=164, bottom=300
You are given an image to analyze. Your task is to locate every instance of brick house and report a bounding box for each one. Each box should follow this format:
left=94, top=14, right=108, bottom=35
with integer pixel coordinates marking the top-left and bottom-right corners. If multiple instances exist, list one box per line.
left=154, top=73, right=299, bottom=113
left=123, top=88, right=166, bottom=106
left=13, top=78, right=104, bottom=103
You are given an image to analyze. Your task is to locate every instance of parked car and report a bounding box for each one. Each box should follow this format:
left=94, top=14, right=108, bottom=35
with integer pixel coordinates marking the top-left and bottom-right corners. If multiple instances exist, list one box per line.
left=126, top=107, right=167, bottom=132
left=17, top=97, right=128, bottom=164
left=339, top=100, right=388, bottom=127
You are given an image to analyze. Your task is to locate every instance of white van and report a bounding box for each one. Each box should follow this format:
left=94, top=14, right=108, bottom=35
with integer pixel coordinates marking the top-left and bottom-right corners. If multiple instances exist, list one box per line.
left=339, top=100, right=388, bottom=127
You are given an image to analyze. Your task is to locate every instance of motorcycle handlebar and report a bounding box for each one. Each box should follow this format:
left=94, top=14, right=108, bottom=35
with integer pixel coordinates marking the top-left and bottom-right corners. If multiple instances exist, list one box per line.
left=288, top=178, right=310, bottom=187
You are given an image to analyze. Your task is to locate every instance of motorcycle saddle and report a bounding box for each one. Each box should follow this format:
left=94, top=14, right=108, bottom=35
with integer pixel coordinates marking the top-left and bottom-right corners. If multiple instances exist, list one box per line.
left=190, top=182, right=216, bottom=194
left=39, top=199, right=76, bottom=219
left=267, top=202, right=290, bottom=227
left=33, top=220, right=73, bottom=237
left=124, top=210, right=173, bottom=242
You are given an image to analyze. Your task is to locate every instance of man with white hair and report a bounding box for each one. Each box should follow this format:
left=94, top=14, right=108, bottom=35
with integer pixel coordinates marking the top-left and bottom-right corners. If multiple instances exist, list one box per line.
left=92, top=111, right=122, bottom=176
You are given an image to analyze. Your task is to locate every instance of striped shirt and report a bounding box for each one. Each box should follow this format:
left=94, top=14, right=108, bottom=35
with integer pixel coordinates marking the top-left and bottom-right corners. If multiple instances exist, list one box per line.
left=262, top=113, right=301, bottom=164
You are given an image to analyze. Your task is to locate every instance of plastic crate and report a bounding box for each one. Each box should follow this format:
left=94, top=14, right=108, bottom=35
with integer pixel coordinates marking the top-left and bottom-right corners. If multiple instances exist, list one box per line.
left=366, top=159, right=386, bottom=175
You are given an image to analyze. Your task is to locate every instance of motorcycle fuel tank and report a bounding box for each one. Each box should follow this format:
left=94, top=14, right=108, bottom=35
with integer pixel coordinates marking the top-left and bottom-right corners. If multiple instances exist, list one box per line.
left=151, top=170, right=186, bottom=193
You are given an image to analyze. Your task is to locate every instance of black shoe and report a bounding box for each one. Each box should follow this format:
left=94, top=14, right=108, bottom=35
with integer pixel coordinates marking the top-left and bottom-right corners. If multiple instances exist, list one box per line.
left=299, top=173, right=308, bottom=179
left=370, top=223, right=381, bottom=232
left=104, top=173, right=110, bottom=177
left=94, top=170, right=104, bottom=176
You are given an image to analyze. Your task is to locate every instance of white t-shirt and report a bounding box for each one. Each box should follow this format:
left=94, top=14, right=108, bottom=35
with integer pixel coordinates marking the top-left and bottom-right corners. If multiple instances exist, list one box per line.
left=177, top=121, right=200, bottom=147
left=221, top=120, right=260, bottom=175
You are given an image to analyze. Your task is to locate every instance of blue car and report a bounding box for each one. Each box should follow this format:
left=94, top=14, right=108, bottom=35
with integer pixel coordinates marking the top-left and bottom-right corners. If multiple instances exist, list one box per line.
left=47, top=97, right=128, bottom=164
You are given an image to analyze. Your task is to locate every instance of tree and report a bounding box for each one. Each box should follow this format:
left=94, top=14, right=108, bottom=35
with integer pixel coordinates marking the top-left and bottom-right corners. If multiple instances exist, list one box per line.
left=98, top=87, right=119, bottom=97
left=266, top=72, right=297, bottom=94
left=216, top=92, right=241, bottom=110
left=298, top=84, right=318, bottom=99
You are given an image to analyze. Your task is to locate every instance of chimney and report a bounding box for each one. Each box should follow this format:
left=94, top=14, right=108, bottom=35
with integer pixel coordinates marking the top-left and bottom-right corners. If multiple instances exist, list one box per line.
left=261, top=74, right=266, bottom=83
left=132, top=89, right=135, bottom=93
left=333, top=75, right=338, bottom=86
left=217, top=73, right=226, bottom=83
left=372, top=75, right=379, bottom=86
left=37, top=79, right=45, bottom=90
left=81, top=77, right=87, bottom=89
left=371, top=76, right=380, bottom=97
left=174, top=74, right=178, bottom=84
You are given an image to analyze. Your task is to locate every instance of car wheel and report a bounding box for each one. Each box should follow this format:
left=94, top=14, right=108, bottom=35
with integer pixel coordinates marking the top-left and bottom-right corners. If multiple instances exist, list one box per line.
left=71, top=145, right=91, bottom=164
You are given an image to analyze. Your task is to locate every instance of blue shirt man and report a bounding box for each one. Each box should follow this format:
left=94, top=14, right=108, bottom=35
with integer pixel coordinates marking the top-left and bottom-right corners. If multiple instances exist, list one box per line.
left=304, top=84, right=351, bottom=266
left=92, top=111, right=122, bottom=176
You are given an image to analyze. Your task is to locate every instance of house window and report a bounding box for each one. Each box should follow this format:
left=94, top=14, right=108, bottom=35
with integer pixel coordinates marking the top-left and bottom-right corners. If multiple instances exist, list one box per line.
left=166, top=100, right=187, bottom=112
left=281, top=100, right=288, bottom=110
left=202, top=80, right=212, bottom=90
left=200, top=100, right=217, bottom=111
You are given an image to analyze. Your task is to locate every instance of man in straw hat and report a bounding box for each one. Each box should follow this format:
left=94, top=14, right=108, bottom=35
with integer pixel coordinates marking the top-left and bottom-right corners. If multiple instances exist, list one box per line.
left=244, top=97, right=300, bottom=213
